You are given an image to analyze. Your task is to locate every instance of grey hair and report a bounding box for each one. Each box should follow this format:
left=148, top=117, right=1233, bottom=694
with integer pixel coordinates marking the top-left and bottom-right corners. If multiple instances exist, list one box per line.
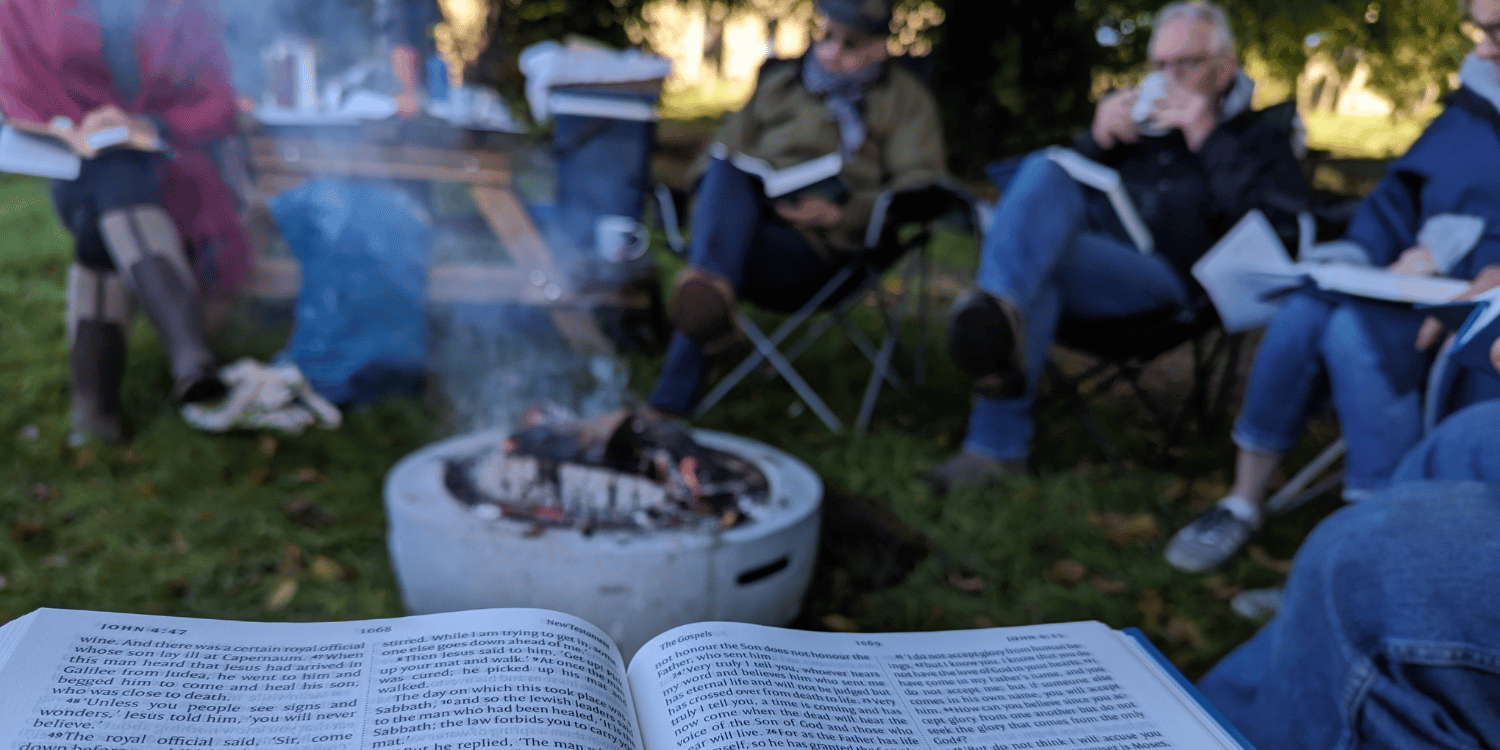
left=1154, top=1, right=1236, bottom=57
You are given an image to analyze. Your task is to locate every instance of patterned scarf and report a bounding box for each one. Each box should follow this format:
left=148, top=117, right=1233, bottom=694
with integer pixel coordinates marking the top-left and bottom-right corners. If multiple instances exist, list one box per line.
left=801, top=53, right=885, bottom=157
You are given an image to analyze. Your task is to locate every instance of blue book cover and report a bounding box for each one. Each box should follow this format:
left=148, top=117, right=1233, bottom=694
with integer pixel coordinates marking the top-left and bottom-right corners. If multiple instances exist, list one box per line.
left=1121, top=627, right=1259, bottom=750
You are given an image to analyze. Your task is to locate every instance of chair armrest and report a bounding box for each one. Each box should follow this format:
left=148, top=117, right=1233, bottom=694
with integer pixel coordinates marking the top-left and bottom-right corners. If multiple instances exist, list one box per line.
left=863, top=179, right=983, bottom=250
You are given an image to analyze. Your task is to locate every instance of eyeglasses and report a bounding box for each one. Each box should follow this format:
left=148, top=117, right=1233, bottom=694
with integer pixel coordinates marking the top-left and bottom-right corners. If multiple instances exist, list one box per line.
left=813, top=22, right=884, bottom=52
left=1461, top=18, right=1500, bottom=45
left=1147, top=53, right=1214, bottom=74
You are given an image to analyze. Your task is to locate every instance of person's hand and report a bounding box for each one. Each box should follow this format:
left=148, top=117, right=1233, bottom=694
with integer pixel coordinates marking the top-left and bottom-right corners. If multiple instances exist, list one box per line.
left=1416, top=264, right=1500, bottom=351
left=1149, top=80, right=1216, bottom=151
left=395, top=90, right=423, bottom=118
left=1389, top=245, right=1439, bottom=276
left=79, top=105, right=160, bottom=154
left=1090, top=89, right=1139, bottom=151
left=775, top=197, right=844, bottom=229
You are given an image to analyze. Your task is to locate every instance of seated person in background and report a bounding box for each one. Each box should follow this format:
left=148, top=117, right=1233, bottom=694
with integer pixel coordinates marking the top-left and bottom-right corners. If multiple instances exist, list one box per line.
left=376, top=0, right=446, bottom=116
left=0, top=0, right=251, bottom=443
left=1164, top=0, right=1500, bottom=572
left=647, top=0, right=947, bottom=417
left=1196, top=386, right=1500, bottom=749
left=927, top=1, right=1308, bottom=492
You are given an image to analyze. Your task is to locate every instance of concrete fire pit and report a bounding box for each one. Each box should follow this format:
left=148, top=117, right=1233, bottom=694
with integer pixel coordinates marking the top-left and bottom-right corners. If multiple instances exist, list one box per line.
left=382, top=429, right=821, bottom=658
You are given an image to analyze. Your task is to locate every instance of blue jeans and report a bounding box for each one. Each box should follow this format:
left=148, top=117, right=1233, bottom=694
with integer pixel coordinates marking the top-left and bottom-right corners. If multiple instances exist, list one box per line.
left=1199, top=400, right=1500, bottom=749
left=1391, top=399, right=1500, bottom=485
left=1233, top=293, right=1429, bottom=496
left=648, top=158, right=836, bottom=415
left=1197, top=481, right=1500, bottom=749
left=963, top=153, right=1190, bottom=461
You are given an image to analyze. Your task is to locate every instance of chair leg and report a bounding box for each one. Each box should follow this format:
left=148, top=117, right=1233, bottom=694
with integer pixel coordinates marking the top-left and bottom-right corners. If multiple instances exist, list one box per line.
left=1047, top=359, right=1126, bottom=474
left=1265, top=438, right=1345, bottom=514
left=856, top=271, right=913, bottom=433
left=742, top=319, right=843, bottom=431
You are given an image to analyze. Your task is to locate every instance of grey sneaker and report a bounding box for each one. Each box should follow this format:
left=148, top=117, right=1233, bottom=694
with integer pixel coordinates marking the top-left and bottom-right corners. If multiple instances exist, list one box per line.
left=1230, top=587, right=1284, bottom=620
left=1165, top=497, right=1261, bottom=572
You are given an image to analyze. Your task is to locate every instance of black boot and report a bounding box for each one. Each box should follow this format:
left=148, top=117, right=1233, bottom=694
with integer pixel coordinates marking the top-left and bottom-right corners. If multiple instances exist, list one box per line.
left=99, top=206, right=226, bottom=404
left=70, top=320, right=128, bottom=444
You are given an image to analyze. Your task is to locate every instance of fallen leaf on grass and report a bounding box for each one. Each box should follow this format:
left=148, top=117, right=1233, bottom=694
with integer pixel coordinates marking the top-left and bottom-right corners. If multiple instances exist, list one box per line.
left=258, top=436, right=278, bottom=457
left=293, top=467, right=327, bottom=483
left=821, top=614, right=859, bottom=632
left=972, top=615, right=996, bottom=628
left=121, top=449, right=140, bottom=466
left=278, top=545, right=304, bottom=577
left=1203, top=575, right=1241, bottom=601
left=247, top=467, right=270, bottom=486
left=39, top=553, right=68, bottom=568
left=17, top=424, right=39, bottom=441
left=1046, top=559, right=1088, bottom=587
left=310, top=555, right=346, bottom=581
left=136, top=481, right=159, bottom=499
left=265, top=579, right=298, bottom=611
left=74, top=447, right=96, bottom=469
left=29, top=483, right=57, bottom=502
left=946, top=572, right=986, bottom=594
left=165, top=577, right=190, bottom=595
left=928, top=604, right=946, bottom=624
left=1010, top=484, right=1038, bottom=503
left=170, top=530, right=189, bottom=553
left=1136, top=589, right=1164, bottom=629
left=282, top=497, right=336, bottom=528
left=0, top=574, right=8, bottom=590
left=1165, top=615, right=1205, bottom=648
left=1086, top=511, right=1161, bottom=547
left=1089, top=576, right=1128, bottom=595
left=1247, top=545, right=1293, bottom=574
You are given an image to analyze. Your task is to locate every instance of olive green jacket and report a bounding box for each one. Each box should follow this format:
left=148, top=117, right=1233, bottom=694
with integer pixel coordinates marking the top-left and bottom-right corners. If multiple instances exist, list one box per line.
left=693, top=57, right=948, bottom=254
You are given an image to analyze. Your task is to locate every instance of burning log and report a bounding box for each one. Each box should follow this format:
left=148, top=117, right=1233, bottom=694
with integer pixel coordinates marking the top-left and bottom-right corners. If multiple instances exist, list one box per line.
left=444, top=406, right=769, bottom=532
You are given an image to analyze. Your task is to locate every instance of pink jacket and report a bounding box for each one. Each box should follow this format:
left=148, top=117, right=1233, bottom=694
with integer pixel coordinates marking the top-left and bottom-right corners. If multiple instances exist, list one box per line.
left=0, top=0, right=251, bottom=292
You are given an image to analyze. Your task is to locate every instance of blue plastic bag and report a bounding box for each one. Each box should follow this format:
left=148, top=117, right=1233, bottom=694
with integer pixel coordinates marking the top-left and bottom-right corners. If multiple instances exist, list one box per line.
left=271, top=180, right=431, bottom=405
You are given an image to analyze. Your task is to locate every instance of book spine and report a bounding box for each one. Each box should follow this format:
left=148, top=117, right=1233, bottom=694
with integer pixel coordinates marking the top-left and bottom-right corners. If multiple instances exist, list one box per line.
left=1120, top=628, right=1257, bottom=750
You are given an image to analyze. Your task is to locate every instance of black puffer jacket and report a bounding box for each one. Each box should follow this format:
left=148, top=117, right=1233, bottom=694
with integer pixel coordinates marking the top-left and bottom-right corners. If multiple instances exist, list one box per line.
left=1072, top=99, right=1309, bottom=280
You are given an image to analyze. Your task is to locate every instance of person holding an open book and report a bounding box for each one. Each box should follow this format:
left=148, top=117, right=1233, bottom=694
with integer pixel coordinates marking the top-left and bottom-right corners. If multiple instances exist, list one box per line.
left=1164, top=0, right=1500, bottom=573
left=645, top=0, right=947, bottom=417
left=928, top=1, right=1308, bottom=492
left=0, top=0, right=251, bottom=443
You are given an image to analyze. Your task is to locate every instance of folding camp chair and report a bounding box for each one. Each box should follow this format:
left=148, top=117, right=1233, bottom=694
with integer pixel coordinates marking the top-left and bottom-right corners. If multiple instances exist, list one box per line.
left=1048, top=299, right=1245, bottom=471
left=667, top=181, right=981, bottom=432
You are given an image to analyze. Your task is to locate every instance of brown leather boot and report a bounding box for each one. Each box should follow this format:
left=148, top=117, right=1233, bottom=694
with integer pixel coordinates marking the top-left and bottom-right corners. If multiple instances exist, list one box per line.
left=668, top=268, right=743, bottom=355
left=99, top=205, right=226, bottom=404
left=66, top=264, right=131, bottom=444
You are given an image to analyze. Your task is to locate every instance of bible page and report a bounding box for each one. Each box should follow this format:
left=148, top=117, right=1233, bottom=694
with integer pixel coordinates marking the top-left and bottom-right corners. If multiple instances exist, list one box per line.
left=628, top=621, right=1236, bottom=750
left=0, top=607, right=643, bottom=750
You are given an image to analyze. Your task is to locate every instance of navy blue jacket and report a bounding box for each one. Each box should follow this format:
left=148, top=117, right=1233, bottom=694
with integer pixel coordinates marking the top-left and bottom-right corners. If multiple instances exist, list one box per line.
left=1073, top=100, right=1309, bottom=280
left=1343, top=87, right=1500, bottom=279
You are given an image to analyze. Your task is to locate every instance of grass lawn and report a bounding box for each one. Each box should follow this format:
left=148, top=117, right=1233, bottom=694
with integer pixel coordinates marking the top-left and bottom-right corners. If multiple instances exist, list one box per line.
left=0, top=146, right=1345, bottom=680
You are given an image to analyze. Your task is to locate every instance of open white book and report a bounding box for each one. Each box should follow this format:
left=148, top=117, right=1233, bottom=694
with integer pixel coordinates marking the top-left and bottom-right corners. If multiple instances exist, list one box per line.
left=709, top=142, right=847, bottom=202
left=1194, top=210, right=1472, bottom=332
left=1045, top=146, right=1154, bottom=255
left=0, top=607, right=1252, bottom=749
left=0, top=124, right=82, bottom=180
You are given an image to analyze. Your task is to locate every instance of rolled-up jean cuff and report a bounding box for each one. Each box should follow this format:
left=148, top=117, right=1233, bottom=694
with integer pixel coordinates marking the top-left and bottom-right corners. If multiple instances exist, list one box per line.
left=1231, top=426, right=1295, bottom=457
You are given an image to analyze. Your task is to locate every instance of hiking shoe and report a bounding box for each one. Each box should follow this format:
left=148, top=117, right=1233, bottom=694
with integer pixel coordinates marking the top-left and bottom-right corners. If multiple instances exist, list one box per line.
left=1165, top=496, right=1261, bottom=572
left=922, top=451, right=1026, bottom=494
left=1230, top=587, right=1284, bottom=620
left=669, top=268, right=742, bottom=354
left=945, top=290, right=1026, bottom=399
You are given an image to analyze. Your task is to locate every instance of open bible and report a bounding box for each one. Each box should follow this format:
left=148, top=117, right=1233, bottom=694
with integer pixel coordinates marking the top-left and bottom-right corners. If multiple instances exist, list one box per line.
left=709, top=143, right=850, bottom=205
left=1193, top=210, right=1472, bottom=332
left=0, top=607, right=1252, bottom=750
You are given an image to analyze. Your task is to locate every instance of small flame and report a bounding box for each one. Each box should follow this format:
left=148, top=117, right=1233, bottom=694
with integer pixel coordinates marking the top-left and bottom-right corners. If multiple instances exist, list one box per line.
left=679, top=456, right=701, bottom=499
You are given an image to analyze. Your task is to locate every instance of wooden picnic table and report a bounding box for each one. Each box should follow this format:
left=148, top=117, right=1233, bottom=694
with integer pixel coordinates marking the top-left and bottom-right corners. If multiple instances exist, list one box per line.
left=240, top=119, right=624, bottom=356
